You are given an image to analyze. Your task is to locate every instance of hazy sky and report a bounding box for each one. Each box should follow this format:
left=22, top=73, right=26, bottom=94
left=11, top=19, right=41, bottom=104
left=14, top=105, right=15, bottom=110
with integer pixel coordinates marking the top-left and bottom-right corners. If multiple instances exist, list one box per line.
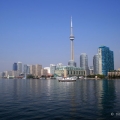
left=0, top=0, right=120, bottom=72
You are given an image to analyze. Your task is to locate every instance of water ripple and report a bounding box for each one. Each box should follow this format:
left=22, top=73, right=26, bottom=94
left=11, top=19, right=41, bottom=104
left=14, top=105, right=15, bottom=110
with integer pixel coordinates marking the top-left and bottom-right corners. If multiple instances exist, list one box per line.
left=0, top=79, right=120, bottom=119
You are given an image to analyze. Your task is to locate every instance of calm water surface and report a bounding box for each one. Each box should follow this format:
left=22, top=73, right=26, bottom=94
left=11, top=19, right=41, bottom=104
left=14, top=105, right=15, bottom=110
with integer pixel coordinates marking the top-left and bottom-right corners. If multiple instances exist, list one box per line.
left=0, top=79, right=120, bottom=120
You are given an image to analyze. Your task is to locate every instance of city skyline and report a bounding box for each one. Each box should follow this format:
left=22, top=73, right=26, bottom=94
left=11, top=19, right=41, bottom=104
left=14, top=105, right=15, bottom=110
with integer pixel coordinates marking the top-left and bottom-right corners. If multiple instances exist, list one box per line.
left=0, top=0, right=120, bottom=72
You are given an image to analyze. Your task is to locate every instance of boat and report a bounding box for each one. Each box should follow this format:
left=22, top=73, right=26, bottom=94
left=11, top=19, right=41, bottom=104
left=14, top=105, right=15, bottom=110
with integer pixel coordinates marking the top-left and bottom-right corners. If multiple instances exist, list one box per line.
left=58, top=76, right=77, bottom=82
left=56, top=77, right=62, bottom=80
left=79, top=76, right=84, bottom=79
left=7, top=75, right=14, bottom=79
left=23, top=74, right=27, bottom=79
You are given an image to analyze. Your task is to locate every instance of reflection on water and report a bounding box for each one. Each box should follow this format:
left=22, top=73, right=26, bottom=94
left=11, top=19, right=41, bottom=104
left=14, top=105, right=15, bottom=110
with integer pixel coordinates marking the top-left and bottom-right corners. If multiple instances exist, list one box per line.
left=0, top=79, right=120, bottom=119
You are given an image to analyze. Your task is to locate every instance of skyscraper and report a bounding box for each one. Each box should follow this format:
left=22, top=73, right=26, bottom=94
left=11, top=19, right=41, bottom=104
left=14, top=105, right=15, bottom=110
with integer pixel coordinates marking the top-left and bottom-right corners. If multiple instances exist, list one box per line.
left=98, top=46, right=114, bottom=76
left=35, top=64, right=42, bottom=77
left=50, top=64, right=56, bottom=75
left=24, top=64, right=27, bottom=74
left=93, top=54, right=99, bottom=75
left=23, top=64, right=30, bottom=74
left=80, top=53, right=89, bottom=75
left=68, top=17, right=76, bottom=67
left=27, top=65, right=30, bottom=74
left=17, top=62, right=22, bottom=74
left=30, top=65, right=36, bottom=76
left=13, top=63, right=17, bottom=71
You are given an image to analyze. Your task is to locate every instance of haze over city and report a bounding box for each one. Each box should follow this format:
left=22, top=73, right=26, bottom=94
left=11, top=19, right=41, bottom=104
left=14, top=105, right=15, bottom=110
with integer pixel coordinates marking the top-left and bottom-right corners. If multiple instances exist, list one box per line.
left=0, top=0, right=120, bottom=72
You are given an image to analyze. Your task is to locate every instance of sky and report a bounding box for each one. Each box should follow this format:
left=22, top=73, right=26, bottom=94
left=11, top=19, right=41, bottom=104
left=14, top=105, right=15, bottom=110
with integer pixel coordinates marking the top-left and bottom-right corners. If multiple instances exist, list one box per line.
left=0, top=0, right=120, bottom=72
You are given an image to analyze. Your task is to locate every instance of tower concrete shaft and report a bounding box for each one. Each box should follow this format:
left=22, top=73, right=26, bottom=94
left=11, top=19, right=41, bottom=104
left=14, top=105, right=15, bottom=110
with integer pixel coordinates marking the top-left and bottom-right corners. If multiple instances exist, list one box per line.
left=71, top=40, right=74, bottom=60
left=70, top=16, right=74, bottom=61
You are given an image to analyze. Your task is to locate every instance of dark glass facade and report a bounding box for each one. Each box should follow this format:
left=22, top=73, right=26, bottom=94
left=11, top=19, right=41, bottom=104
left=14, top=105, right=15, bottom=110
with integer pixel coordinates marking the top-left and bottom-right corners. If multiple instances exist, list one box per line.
left=98, top=46, right=114, bottom=76
left=13, top=63, right=17, bottom=71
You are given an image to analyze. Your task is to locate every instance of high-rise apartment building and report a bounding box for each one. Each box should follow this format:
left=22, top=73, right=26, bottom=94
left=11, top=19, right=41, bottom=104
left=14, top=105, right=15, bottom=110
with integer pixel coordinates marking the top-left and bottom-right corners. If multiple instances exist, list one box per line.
left=17, top=62, right=22, bottom=74
left=98, top=46, right=114, bottom=76
left=24, top=64, right=27, bottom=74
left=27, top=65, right=30, bottom=74
left=13, top=63, right=17, bottom=71
left=23, top=64, right=30, bottom=74
left=93, top=54, right=99, bottom=75
left=50, top=64, right=56, bottom=75
left=35, top=64, right=42, bottom=77
left=30, top=65, right=36, bottom=76
left=80, top=53, right=89, bottom=75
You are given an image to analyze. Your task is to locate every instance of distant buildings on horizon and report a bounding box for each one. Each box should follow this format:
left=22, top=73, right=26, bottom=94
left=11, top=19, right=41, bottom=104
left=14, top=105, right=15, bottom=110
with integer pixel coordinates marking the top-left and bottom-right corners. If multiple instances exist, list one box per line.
left=0, top=45, right=116, bottom=78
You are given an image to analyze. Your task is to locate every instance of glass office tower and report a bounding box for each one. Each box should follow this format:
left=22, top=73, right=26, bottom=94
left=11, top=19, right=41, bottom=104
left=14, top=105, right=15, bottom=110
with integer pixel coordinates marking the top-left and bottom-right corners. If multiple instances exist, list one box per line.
left=13, top=63, right=17, bottom=71
left=17, top=62, right=22, bottom=74
left=93, top=54, right=99, bottom=75
left=80, top=53, right=89, bottom=75
left=50, top=64, right=56, bottom=75
left=98, top=46, right=114, bottom=76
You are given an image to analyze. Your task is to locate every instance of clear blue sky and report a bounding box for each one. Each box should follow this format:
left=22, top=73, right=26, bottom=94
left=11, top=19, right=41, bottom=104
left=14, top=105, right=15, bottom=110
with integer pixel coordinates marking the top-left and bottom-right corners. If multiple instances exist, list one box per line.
left=0, top=0, right=120, bottom=72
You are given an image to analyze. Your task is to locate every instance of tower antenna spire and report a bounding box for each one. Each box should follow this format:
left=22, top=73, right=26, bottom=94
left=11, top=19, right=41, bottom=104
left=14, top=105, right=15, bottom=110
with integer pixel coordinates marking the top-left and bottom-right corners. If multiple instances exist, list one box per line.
left=70, top=16, right=73, bottom=35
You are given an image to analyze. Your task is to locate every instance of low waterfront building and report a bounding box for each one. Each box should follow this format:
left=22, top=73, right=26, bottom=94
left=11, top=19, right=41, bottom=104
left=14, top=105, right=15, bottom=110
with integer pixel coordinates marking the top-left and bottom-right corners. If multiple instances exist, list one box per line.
left=3, top=70, right=19, bottom=78
left=41, top=69, right=48, bottom=76
left=13, top=71, right=20, bottom=77
left=89, top=66, right=94, bottom=75
left=44, top=67, right=50, bottom=74
left=117, top=68, right=120, bottom=71
left=54, top=66, right=86, bottom=77
left=108, top=71, right=120, bottom=78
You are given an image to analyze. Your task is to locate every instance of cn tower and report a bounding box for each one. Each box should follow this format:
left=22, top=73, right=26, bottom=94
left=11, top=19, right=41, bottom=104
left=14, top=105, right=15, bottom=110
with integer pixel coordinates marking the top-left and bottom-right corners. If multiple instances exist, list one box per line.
left=68, top=17, right=76, bottom=67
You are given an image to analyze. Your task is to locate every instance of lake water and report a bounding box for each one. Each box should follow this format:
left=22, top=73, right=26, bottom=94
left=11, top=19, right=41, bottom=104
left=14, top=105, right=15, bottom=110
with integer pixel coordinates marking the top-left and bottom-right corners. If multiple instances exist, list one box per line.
left=0, top=79, right=120, bottom=120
